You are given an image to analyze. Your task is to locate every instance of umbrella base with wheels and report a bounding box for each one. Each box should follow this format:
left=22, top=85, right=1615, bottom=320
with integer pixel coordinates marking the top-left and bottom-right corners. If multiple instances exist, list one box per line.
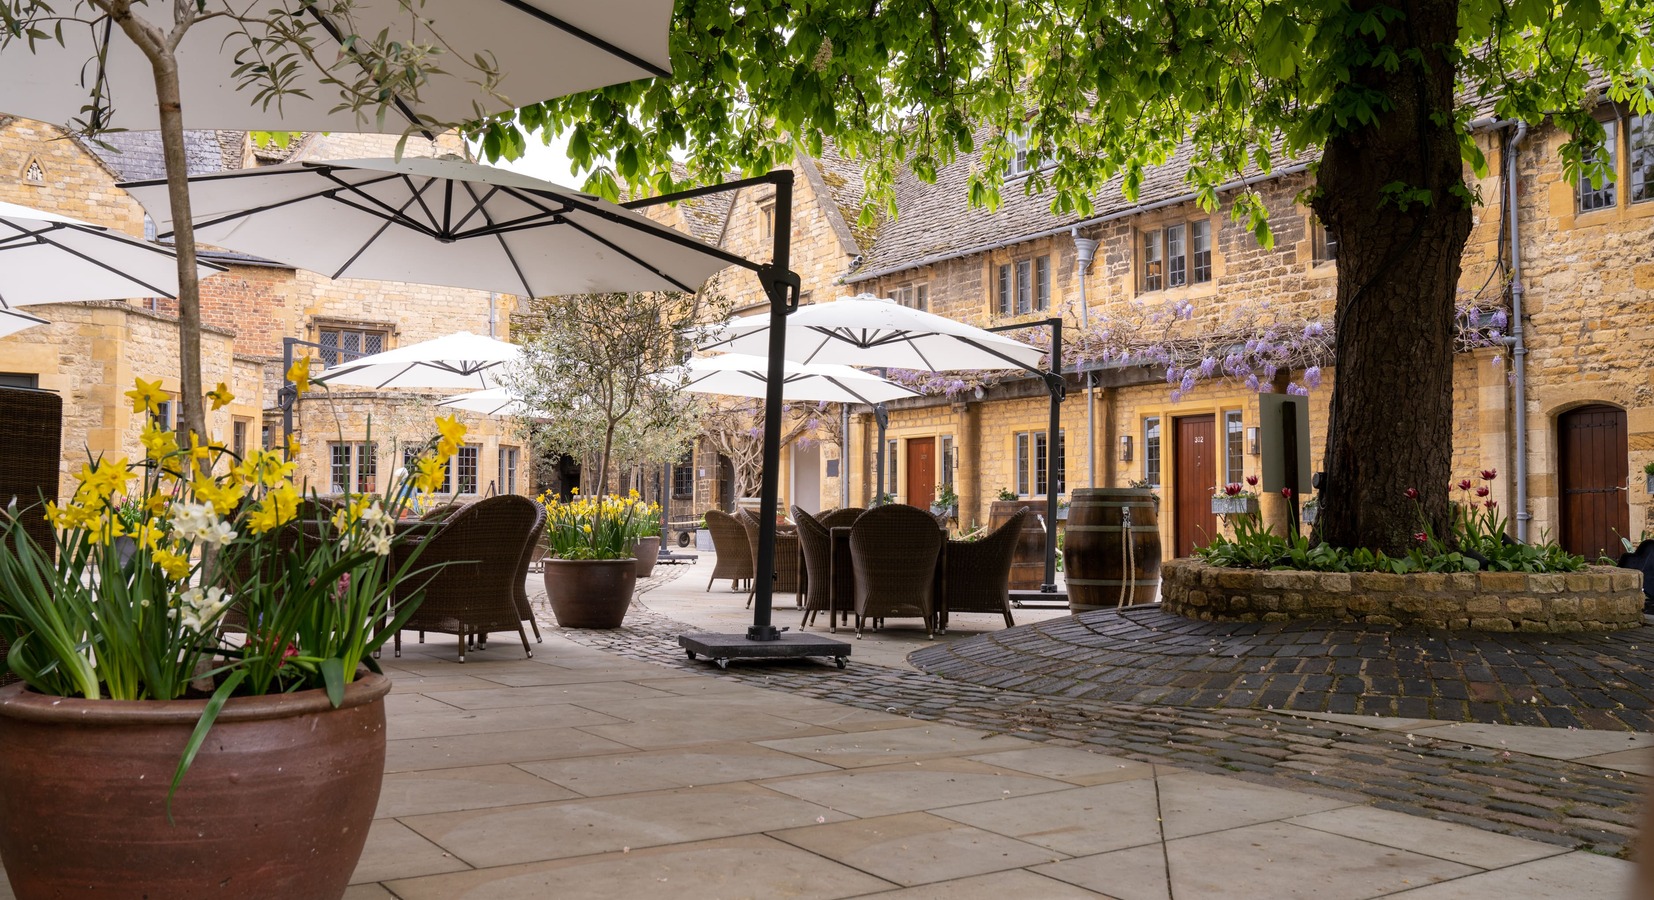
left=679, top=632, right=851, bottom=670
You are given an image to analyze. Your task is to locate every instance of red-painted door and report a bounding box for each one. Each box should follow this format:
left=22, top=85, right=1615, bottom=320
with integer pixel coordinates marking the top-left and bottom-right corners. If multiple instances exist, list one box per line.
left=906, top=437, right=936, bottom=510
left=1174, top=415, right=1219, bottom=557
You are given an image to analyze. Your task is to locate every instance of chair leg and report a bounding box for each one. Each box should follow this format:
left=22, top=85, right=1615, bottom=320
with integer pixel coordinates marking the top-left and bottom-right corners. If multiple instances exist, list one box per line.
left=419, top=630, right=425, bottom=644
left=457, top=629, right=466, bottom=664
left=393, top=629, right=401, bottom=658
left=707, top=573, right=714, bottom=592
left=515, top=621, right=534, bottom=659
left=528, top=615, right=542, bottom=642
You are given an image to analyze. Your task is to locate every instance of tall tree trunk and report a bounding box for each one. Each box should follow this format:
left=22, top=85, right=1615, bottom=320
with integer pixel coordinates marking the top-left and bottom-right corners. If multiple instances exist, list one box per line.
left=596, top=424, right=614, bottom=498
left=1311, top=0, right=1471, bottom=555
left=150, top=51, right=207, bottom=441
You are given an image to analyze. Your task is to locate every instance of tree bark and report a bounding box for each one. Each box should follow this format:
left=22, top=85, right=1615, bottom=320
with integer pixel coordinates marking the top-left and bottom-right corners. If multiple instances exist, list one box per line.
left=1311, top=0, right=1471, bottom=555
left=146, top=46, right=207, bottom=441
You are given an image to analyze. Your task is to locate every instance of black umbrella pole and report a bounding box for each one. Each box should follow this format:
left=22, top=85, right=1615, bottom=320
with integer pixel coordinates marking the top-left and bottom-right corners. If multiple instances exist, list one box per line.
left=749, top=172, right=796, bottom=641
left=1044, top=317, right=1062, bottom=591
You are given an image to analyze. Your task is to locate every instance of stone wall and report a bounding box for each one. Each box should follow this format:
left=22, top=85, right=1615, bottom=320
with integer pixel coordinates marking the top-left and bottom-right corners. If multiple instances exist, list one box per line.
left=1161, top=558, right=1644, bottom=632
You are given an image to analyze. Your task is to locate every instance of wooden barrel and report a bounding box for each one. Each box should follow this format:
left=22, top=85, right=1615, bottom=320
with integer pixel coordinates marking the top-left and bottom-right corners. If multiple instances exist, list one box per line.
left=1063, top=488, right=1162, bottom=611
left=989, top=500, right=1050, bottom=590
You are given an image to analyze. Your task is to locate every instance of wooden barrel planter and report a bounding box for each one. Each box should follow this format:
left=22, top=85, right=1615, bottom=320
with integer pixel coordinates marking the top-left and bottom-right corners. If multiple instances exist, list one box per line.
left=1063, top=488, right=1162, bottom=611
left=989, top=500, right=1049, bottom=590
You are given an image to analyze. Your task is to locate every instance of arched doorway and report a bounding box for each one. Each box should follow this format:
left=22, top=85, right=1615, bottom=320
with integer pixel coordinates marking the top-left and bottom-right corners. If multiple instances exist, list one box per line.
left=1558, top=404, right=1629, bottom=561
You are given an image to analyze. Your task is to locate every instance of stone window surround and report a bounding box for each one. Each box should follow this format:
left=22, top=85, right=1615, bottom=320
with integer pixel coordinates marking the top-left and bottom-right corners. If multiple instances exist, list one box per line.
left=1562, top=105, right=1654, bottom=225
left=1013, top=427, right=1065, bottom=498
left=992, top=253, right=1051, bottom=316
left=310, top=317, right=396, bottom=367
left=1132, top=210, right=1221, bottom=299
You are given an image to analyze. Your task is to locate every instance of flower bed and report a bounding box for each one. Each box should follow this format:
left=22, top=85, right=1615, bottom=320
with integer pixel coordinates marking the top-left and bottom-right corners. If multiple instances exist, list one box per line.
left=1161, top=559, right=1644, bottom=632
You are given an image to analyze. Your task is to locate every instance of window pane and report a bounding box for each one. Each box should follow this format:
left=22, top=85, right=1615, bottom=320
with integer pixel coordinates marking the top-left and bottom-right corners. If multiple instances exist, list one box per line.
left=1057, top=430, right=1066, bottom=495
left=363, top=332, right=384, bottom=355
left=1142, top=230, right=1163, bottom=292
left=1010, top=130, right=1030, bottom=175
left=1016, top=259, right=1032, bottom=314
left=1034, top=431, right=1048, bottom=495
left=939, top=436, right=954, bottom=489
left=998, top=265, right=1012, bottom=315
left=1144, top=418, right=1161, bottom=488
left=319, top=329, right=340, bottom=367
left=457, top=446, right=478, bottom=494
left=916, top=284, right=929, bottom=311
left=330, top=443, right=351, bottom=494
left=1016, top=433, right=1030, bottom=496
left=1579, top=118, right=1618, bottom=211
left=357, top=442, right=377, bottom=493
left=886, top=440, right=898, bottom=495
left=1191, top=220, right=1212, bottom=282
left=1034, top=256, right=1050, bottom=310
left=1166, top=224, right=1186, bottom=287
left=1631, top=112, right=1654, bottom=203
left=1224, top=411, right=1245, bottom=485
left=673, top=452, right=694, bottom=498
left=232, top=420, right=247, bottom=458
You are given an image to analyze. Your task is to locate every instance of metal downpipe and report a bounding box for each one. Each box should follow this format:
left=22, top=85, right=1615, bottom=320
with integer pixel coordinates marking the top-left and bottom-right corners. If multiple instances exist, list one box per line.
left=1072, top=228, right=1099, bottom=488
left=1506, top=123, right=1531, bottom=541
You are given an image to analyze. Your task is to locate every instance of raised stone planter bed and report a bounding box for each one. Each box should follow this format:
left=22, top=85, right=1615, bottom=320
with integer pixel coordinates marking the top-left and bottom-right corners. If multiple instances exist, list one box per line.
left=1161, top=558, right=1644, bottom=632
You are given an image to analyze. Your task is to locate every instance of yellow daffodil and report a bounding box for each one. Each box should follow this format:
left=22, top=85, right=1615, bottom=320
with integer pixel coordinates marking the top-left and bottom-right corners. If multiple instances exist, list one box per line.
left=125, top=378, right=166, bottom=416
left=285, top=433, right=302, bottom=459
left=286, top=356, right=313, bottom=395
left=434, top=414, right=467, bottom=459
left=412, top=455, right=448, bottom=493
left=152, top=546, right=192, bottom=581
left=74, top=457, right=131, bottom=506
left=191, top=476, right=244, bottom=517
left=246, top=483, right=300, bottom=533
left=206, top=382, right=234, bottom=411
left=139, top=421, right=180, bottom=461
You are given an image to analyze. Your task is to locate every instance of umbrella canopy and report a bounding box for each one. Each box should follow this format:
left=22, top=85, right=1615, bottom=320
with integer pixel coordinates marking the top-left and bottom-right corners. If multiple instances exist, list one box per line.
left=668, top=353, right=919, bottom=405
left=699, top=294, right=1045, bottom=373
left=0, top=309, right=49, bottom=339
left=0, top=200, right=222, bottom=313
left=0, top=1, right=672, bottom=133
left=435, top=387, right=539, bottom=417
left=315, top=331, right=520, bottom=391
left=124, top=157, right=735, bottom=297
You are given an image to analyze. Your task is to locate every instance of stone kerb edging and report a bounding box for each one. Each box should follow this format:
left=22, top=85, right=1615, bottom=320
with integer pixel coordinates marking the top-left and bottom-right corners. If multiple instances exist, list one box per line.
left=1161, top=559, right=1645, bottom=632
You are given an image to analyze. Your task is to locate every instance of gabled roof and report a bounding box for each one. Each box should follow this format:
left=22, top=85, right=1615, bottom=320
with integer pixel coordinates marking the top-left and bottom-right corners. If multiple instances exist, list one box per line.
left=798, top=143, right=873, bottom=256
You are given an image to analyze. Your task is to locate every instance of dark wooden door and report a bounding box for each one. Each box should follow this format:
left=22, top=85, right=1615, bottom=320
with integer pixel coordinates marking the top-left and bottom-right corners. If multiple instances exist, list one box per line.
left=1174, top=415, right=1219, bottom=557
left=906, top=437, right=936, bottom=509
left=1559, top=405, right=1629, bottom=561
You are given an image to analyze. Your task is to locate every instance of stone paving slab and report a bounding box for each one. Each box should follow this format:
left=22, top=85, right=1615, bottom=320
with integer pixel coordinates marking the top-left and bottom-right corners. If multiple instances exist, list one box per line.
left=559, top=569, right=1651, bottom=861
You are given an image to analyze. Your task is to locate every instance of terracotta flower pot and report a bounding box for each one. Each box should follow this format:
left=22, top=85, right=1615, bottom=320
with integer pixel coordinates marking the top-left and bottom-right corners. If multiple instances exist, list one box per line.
left=543, top=558, right=638, bottom=628
left=632, top=536, right=662, bottom=577
left=0, top=671, right=390, bottom=900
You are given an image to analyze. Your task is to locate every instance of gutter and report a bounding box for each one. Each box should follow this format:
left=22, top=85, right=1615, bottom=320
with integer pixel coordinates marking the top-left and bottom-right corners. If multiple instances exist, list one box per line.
left=1505, top=122, right=1531, bottom=540
left=843, top=162, right=1315, bottom=284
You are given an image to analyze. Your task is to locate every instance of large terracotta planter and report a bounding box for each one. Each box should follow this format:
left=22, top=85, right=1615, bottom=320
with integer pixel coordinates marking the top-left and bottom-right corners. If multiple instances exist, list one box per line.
left=0, top=671, right=390, bottom=900
left=543, top=558, right=638, bottom=628
left=631, top=536, right=662, bottom=577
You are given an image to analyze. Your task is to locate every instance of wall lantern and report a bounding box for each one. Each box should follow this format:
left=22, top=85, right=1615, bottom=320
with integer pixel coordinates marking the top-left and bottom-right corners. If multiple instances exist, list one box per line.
left=1246, top=426, right=1260, bottom=456
left=1118, top=434, right=1133, bottom=462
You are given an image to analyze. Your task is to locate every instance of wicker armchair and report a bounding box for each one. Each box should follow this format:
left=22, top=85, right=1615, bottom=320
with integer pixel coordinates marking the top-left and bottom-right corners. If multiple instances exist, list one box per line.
left=940, top=508, right=1028, bottom=632
left=848, top=504, right=945, bottom=639
left=703, top=509, right=754, bottom=592
left=511, top=500, right=546, bottom=643
left=794, top=507, right=864, bottom=629
left=391, top=494, right=539, bottom=662
left=738, top=509, right=800, bottom=608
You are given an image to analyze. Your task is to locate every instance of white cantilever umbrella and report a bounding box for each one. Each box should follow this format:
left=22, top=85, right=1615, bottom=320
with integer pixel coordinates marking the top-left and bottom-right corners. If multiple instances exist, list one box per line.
left=0, top=1, right=673, bottom=133
left=124, top=157, right=736, bottom=298
left=668, top=353, right=919, bottom=404
left=435, top=387, right=540, bottom=417
left=316, top=331, right=520, bottom=391
left=0, top=200, right=222, bottom=312
left=699, top=294, right=1045, bottom=372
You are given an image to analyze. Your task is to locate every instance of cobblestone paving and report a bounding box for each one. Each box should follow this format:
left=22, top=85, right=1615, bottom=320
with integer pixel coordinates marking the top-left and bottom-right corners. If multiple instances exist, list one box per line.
left=911, top=606, right=1654, bottom=731
left=548, top=575, right=1649, bottom=860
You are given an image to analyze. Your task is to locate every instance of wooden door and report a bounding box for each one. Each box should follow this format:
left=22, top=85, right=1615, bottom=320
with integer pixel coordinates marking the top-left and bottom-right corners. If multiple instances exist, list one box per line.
left=906, top=437, right=936, bottom=509
left=1559, top=405, right=1629, bottom=561
left=1174, top=415, right=1219, bottom=557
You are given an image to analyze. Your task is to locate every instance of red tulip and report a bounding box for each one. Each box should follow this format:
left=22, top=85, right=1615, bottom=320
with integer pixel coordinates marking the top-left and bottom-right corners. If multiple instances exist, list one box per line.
left=1475, top=486, right=1490, bottom=498
left=1457, top=479, right=1472, bottom=491
left=1480, top=469, right=1497, bottom=481
left=1414, top=532, right=1428, bottom=543
left=1404, top=487, right=1418, bottom=499
left=1484, top=500, right=1498, bottom=510
left=1246, top=475, right=1259, bottom=487
left=1281, top=487, right=1293, bottom=499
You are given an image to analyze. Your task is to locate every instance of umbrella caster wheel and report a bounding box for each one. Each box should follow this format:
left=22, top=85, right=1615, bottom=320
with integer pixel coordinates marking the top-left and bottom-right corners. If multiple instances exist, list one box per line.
left=834, top=657, right=847, bottom=669
left=715, top=658, right=730, bottom=670
left=686, top=649, right=697, bottom=660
